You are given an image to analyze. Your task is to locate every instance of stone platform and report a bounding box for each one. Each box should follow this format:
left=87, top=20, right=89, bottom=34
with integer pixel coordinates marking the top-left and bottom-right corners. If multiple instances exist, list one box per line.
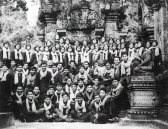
left=0, top=112, right=15, bottom=128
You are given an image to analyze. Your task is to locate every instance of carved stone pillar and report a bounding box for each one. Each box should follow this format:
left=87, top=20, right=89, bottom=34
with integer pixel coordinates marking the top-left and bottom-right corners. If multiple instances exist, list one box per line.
left=128, top=73, right=161, bottom=119
left=103, top=2, right=120, bottom=39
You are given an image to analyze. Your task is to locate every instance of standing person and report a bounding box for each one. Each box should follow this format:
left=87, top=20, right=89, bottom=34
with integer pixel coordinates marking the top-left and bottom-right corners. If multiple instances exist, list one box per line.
left=67, top=46, right=75, bottom=65
left=91, top=45, right=99, bottom=67
left=35, top=62, right=51, bottom=96
left=82, top=46, right=91, bottom=64
left=13, top=64, right=26, bottom=92
left=9, top=60, right=17, bottom=76
left=64, top=38, right=71, bottom=51
left=103, top=44, right=112, bottom=64
left=150, top=40, right=162, bottom=74
left=39, top=45, right=45, bottom=61
left=33, top=45, right=41, bottom=65
left=73, top=40, right=80, bottom=53
left=11, top=44, right=23, bottom=65
left=119, top=43, right=127, bottom=58
left=43, top=46, right=50, bottom=62
left=23, top=44, right=33, bottom=67
left=75, top=46, right=82, bottom=68
left=58, top=47, right=68, bottom=66
left=110, top=44, right=118, bottom=64
left=50, top=46, right=59, bottom=64
left=0, top=42, right=11, bottom=68
left=128, top=42, right=135, bottom=60
left=50, top=64, right=58, bottom=84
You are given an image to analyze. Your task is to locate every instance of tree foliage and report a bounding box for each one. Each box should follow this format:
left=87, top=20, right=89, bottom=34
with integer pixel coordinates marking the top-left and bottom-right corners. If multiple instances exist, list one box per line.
left=0, top=0, right=31, bottom=46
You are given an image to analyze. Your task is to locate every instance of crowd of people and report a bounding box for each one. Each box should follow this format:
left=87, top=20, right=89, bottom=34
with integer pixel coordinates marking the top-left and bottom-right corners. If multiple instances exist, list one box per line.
left=0, top=36, right=163, bottom=123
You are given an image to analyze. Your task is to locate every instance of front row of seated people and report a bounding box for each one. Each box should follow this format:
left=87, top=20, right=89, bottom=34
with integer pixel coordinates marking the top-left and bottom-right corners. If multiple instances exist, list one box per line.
left=12, top=77, right=130, bottom=123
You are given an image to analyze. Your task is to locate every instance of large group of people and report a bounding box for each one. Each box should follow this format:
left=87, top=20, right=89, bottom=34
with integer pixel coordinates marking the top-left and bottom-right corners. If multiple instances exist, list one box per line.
left=0, top=36, right=162, bottom=124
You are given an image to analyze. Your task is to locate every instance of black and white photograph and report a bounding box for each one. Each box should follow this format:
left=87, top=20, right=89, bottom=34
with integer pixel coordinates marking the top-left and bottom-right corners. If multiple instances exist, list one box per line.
left=0, top=0, right=168, bottom=129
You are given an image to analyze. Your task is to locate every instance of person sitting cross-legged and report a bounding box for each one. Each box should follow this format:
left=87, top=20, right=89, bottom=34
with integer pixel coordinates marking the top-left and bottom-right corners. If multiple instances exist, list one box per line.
left=20, top=90, right=43, bottom=122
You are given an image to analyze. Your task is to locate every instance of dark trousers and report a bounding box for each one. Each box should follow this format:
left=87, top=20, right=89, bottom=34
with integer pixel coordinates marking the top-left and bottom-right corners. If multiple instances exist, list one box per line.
left=71, top=110, right=90, bottom=122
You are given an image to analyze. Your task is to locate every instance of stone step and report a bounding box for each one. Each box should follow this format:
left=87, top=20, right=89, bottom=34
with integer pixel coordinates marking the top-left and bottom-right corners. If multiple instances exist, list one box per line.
left=0, top=112, right=15, bottom=128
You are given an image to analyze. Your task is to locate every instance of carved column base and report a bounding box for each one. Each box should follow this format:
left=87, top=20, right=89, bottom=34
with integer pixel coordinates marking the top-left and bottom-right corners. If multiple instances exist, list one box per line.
left=128, top=73, right=161, bottom=120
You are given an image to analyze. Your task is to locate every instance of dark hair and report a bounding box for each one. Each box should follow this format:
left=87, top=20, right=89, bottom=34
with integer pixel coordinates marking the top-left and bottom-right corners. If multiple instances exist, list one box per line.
left=152, top=40, right=158, bottom=46
left=30, top=66, right=36, bottom=71
left=34, top=45, right=39, bottom=51
left=62, top=92, right=69, bottom=97
left=26, top=90, right=33, bottom=95
left=114, top=56, right=120, bottom=60
left=99, top=87, right=107, bottom=93
left=76, top=92, right=83, bottom=98
left=15, top=44, right=21, bottom=49
left=25, top=44, right=31, bottom=49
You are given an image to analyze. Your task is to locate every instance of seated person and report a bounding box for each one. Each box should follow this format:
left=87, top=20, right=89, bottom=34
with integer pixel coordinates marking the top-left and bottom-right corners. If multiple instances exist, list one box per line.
left=12, top=86, right=26, bottom=119
left=64, top=78, right=72, bottom=94
left=120, top=52, right=132, bottom=77
left=89, top=93, right=101, bottom=123
left=76, top=79, right=85, bottom=93
left=70, top=93, right=90, bottom=122
left=20, top=90, right=43, bottom=122
left=55, top=83, right=64, bottom=104
left=91, top=88, right=111, bottom=124
left=93, top=77, right=100, bottom=94
left=55, top=92, right=72, bottom=122
left=69, top=83, right=79, bottom=102
left=108, top=78, right=130, bottom=122
left=83, top=83, right=95, bottom=107
left=74, top=65, right=89, bottom=84
left=46, top=86, right=57, bottom=106
left=103, top=62, right=114, bottom=80
left=33, top=86, right=43, bottom=105
left=40, top=95, right=58, bottom=122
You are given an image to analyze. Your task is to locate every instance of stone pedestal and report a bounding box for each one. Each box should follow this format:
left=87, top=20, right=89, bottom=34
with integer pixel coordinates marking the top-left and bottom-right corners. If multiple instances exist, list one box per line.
left=0, top=112, right=15, bottom=128
left=128, top=73, right=161, bottom=120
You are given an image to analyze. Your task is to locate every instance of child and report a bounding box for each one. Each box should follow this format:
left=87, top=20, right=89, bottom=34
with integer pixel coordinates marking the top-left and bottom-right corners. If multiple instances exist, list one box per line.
left=23, top=63, right=29, bottom=76
left=56, top=92, right=72, bottom=122
left=35, top=62, right=51, bottom=96
left=64, top=38, right=71, bottom=51
left=20, top=90, right=43, bottom=122
left=43, top=46, right=50, bottom=62
left=82, top=45, right=91, bottom=63
left=76, top=79, right=85, bottom=93
left=64, top=78, right=72, bottom=94
left=70, top=93, right=89, bottom=122
left=47, top=86, right=57, bottom=105
left=58, top=47, right=68, bottom=66
left=24, top=66, right=36, bottom=93
left=83, top=84, right=95, bottom=106
left=55, top=83, right=64, bottom=104
left=67, top=46, right=75, bottom=64
left=81, top=40, right=88, bottom=53
left=12, top=86, right=26, bottom=119
left=93, top=77, right=100, bottom=94
left=110, top=44, right=118, bottom=63
left=33, top=86, right=43, bottom=105
left=91, top=88, right=111, bottom=124
left=75, top=46, right=82, bottom=67
left=13, top=64, right=25, bottom=90
left=33, top=45, right=41, bottom=65
left=103, top=44, right=112, bottom=63
left=0, top=42, right=11, bottom=68
left=89, top=93, right=101, bottom=123
left=108, top=78, right=130, bottom=122
left=128, top=42, right=135, bottom=60
left=50, top=46, right=59, bottom=64
left=11, top=44, right=23, bottom=65
left=23, top=44, right=33, bottom=67
left=74, top=66, right=88, bottom=84
left=40, top=95, right=57, bottom=122
left=69, top=83, right=79, bottom=101
left=119, top=43, right=127, bottom=58
left=39, top=45, right=45, bottom=61
left=50, top=64, right=58, bottom=84
left=120, top=52, right=132, bottom=77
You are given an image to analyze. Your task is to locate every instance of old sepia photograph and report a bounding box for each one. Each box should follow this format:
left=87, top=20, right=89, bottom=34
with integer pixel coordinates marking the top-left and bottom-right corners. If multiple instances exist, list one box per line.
left=0, top=0, right=168, bottom=129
